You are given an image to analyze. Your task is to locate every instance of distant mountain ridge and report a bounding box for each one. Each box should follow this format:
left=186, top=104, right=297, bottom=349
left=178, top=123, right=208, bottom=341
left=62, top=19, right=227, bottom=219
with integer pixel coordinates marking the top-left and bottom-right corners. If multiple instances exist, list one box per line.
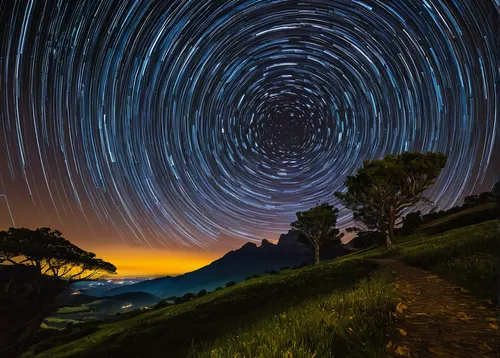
left=103, top=231, right=346, bottom=298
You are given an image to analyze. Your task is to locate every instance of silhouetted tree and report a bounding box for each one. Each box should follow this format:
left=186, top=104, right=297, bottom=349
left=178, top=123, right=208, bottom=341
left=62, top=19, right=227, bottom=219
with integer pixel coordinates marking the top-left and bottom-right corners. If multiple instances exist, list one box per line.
left=402, top=211, right=423, bottom=235
left=464, top=195, right=479, bottom=205
left=182, top=292, right=196, bottom=302
left=492, top=180, right=500, bottom=201
left=478, top=191, right=495, bottom=203
left=335, top=152, right=447, bottom=247
left=291, top=204, right=343, bottom=264
left=345, top=227, right=360, bottom=234
left=349, top=231, right=385, bottom=249
left=0, top=227, right=116, bottom=357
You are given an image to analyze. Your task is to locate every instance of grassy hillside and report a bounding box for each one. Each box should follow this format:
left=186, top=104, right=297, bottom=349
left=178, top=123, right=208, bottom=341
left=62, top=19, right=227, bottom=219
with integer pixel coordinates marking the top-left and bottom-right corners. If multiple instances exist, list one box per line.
left=399, top=220, right=498, bottom=299
left=27, top=258, right=392, bottom=357
left=26, top=219, right=499, bottom=358
left=419, top=202, right=498, bottom=235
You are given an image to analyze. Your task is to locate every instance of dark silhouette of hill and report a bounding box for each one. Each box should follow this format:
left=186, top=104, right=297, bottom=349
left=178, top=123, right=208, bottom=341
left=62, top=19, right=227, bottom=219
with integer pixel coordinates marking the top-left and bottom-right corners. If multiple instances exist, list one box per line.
left=103, top=232, right=346, bottom=298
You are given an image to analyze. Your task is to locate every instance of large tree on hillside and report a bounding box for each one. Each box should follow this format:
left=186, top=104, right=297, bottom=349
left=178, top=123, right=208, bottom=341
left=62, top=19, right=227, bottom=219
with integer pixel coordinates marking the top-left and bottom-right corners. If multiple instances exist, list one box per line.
left=291, top=204, right=343, bottom=264
left=0, top=228, right=116, bottom=357
left=335, top=152, right=447, bottom=247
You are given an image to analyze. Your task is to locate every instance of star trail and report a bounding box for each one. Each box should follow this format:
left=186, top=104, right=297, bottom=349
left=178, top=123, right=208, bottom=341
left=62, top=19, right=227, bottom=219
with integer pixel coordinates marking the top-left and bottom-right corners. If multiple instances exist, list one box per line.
left=0, top=0, right=499, bottom=250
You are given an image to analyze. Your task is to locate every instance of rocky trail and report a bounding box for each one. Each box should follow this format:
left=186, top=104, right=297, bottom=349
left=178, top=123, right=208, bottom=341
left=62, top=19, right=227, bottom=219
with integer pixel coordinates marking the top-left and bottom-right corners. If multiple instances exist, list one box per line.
left=375, top=259, right=499, bottom=357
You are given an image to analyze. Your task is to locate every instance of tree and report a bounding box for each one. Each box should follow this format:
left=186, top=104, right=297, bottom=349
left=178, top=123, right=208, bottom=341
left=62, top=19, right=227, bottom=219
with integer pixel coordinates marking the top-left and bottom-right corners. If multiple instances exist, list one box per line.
left=463, top=195, right=479, bottom=205
left=349, top=231, right=385, bottom=249
left=0, top=227, right=116, bottom=357
left=478, top=191, right=495, bottom=203
left=493, top=180, right=500, bottom=223
left=335, top=152, right=447, bottom=247
left=290, top=204, right=343, bottom=264
left=345, top=227, right=360, bottom=234
left=401, top=211, right=423, bottom=235
left=491, top=180, right=500, bottom=202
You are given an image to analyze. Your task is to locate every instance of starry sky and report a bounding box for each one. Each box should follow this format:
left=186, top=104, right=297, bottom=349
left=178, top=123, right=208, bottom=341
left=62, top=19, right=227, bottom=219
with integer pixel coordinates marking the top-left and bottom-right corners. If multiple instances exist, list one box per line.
left=0, top=0, right=499, bottom=275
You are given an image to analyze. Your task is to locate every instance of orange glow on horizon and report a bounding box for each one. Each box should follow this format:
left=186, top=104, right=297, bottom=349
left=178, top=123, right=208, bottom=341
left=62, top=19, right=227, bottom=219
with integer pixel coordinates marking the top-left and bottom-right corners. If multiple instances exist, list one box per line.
left=92, top=245, right=221, bottom=277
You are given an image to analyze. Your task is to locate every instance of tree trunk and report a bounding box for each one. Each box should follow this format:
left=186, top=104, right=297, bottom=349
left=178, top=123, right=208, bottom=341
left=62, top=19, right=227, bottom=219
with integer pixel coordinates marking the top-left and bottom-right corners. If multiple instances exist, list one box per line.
left=0, top=265, right=65, bottom=357
left=386, top=209, right=397, bottom=248
left=497, top=201, right=500, bottom=305
left=314, top=244, right=320, bottom=264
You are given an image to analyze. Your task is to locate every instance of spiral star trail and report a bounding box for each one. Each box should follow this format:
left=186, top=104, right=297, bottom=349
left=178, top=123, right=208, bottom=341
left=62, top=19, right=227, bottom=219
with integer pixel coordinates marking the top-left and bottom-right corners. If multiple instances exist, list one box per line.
left=0, top=0, right=499, bottom=250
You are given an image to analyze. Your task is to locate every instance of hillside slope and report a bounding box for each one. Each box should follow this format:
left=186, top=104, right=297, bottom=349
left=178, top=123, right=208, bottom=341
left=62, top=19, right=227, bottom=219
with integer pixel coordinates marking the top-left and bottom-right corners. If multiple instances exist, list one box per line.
left=26, top=220, right=499, bottom=358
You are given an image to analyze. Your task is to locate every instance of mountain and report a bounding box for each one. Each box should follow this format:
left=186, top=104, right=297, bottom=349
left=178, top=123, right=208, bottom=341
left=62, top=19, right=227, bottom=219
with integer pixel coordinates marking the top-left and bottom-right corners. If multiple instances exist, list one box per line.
left=103, top=231, right=346, bottom=298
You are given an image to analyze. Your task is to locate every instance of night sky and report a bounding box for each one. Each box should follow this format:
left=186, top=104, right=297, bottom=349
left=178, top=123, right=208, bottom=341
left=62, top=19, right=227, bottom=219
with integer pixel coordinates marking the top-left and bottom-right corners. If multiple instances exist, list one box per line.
left=0, top=0, right=499, bottom=275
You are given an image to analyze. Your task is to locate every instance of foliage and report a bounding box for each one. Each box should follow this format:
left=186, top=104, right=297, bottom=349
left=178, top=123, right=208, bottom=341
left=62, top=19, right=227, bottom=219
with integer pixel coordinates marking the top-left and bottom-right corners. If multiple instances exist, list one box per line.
left=349, top=231, right=385, bottom=249
left=335, top=152, right=447, bottom=247
left=345, top=227, right=360, bottom=233
left=291, top=203, right=343, bottom=263
left=492, top=180, right=500, bottom=201
left=0, top=227, right=116, bottom=282
left=154, top=300, right=171, bottom=309
left=225, top=281, right=237, bottom=288
left=0, top=227, right=116, bottom=357
left=401, top=211, right=423, bottom=235
left=463, top=194, right=479, bottom=205
left=182, top=293, right=196, bottom=302
left=463, top=181, right=500, bottom=206
left=197, top=289, right=208, bottom=298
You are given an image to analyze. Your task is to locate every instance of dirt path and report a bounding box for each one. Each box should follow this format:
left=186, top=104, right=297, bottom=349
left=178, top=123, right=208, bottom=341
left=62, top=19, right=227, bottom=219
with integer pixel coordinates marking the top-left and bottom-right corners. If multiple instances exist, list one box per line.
left=376, top=259, right=499, bottom=357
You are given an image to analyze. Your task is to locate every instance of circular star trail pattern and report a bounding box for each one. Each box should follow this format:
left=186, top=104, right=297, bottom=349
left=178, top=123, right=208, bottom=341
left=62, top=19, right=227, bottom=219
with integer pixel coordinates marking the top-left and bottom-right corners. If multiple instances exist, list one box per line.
left=0, top=0, right=499, bottom=248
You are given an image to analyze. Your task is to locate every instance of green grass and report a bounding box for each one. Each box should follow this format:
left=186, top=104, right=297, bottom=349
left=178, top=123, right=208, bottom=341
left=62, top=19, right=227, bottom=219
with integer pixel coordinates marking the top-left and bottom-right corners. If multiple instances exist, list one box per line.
left=398, top=220, right=499, bottom=299
left=43, top=318, right=82, bottom=325
left=27, top=258, right=381, bottom=358
left=418, top=203, right=498, bottom=236
left=189, top=271, right=394, bottom=358
left=56, top=306, right=90, bottom=315
left=420, top=202, right=497, bottom=229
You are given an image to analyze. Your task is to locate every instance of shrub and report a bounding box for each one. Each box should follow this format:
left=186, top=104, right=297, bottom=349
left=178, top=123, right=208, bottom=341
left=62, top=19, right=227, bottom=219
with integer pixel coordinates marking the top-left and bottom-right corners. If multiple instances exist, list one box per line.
left=402, top=211, right=423, bottom=235
left=182, top=293, right=197, bottom=302
left=225, top=281, right=237, bottom=288
left=154, top=299, right=172, bottom=309
left=197, top=289, right=207, bottom=298
left=245, top=273, right=262, bottom=281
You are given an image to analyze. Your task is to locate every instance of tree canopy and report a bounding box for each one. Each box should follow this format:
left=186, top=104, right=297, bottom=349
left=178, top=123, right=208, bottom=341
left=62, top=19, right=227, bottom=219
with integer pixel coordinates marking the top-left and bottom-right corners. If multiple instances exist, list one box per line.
left=291, top=204, right=343, bottom=263
left=335, top=152, right=447, bottom=247
left=0, top=227, right=116, bottom=282
left=492, top=180, right=500, bottom=201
